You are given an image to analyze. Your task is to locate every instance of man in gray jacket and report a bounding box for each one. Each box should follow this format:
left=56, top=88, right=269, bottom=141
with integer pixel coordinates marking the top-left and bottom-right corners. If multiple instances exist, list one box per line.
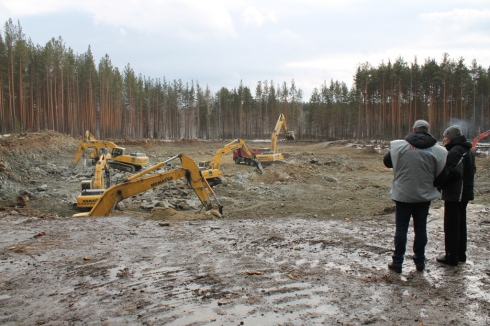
left=383, top=120, right=447, bottom=273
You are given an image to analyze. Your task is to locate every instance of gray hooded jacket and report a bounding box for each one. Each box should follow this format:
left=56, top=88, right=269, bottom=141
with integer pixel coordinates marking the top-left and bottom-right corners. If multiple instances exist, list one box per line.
left=383, top=131, right=447, bottom=203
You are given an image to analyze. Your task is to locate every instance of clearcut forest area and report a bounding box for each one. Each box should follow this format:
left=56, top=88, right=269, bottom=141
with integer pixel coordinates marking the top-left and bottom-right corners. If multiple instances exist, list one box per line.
left=0, top=131, right=489, bottom=325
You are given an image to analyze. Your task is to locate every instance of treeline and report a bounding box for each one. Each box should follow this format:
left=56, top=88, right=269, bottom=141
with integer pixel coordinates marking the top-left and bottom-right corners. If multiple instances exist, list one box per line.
left=1, top=19, right=489, bottom=141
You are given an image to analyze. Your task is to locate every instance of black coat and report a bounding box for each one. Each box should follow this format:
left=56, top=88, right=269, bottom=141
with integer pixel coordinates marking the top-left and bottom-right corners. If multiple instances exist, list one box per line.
left=434, top=136, right=476, bottom=202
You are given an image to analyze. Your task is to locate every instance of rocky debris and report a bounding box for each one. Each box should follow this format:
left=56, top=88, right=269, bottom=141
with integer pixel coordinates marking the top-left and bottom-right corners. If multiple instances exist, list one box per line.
left=146, top=206, right=219, bottom=221
left=1, top=130, right=489, bottom=222
left=116, top=201, right=125, bottom=211
left=322, top=175, right=338, bottom=183
left=16, top=195, right=29, bottom=207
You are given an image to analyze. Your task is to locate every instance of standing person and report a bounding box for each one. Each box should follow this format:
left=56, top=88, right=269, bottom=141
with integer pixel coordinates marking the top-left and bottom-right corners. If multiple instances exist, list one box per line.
left=434, top=125, right=476, bottom=266
left=383, top=120, right=447, bottom=273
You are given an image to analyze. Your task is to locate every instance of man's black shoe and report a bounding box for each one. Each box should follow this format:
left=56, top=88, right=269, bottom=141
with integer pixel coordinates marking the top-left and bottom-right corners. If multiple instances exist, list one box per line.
left=436, top=255, right=458, bottom=266
left=388, top=263, right=402, bottom=273
left=416, top=264, right=425, bottom=272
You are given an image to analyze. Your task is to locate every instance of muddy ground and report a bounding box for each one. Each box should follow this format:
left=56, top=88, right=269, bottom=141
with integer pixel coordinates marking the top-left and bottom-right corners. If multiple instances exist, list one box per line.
left=0, top=131, right=489, bottom=325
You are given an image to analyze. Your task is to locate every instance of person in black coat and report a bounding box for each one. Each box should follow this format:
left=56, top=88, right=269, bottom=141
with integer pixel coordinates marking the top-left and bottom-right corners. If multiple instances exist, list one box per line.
left=434, top=125, right=476, bottom=266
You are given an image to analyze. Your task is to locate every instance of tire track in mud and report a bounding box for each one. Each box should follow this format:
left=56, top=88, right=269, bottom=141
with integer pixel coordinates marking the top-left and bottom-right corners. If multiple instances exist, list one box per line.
left=0, top=211, right=489, bottom=325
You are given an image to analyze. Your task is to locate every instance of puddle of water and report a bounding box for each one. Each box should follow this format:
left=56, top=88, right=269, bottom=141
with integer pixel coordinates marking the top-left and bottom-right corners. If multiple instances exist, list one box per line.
left=160, top=302, right=229, bottom=326
left=256, top=282, right=340, bottom=320
left=160, top=299, right=339, bottom=325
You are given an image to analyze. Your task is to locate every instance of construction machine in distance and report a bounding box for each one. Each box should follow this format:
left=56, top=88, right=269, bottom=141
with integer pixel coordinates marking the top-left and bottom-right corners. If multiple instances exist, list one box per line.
left=233, top=113, right=295, bottom=164
left=76, top=154, right=111, bottom=209
left=73, top=154, right=223, bottom=217
left=198, top=139, right=265, bottom=186
left=74, top=130, right=109, bottom=162
left=232, top=147, right=263, bottom=165
left=71, top=130, right=149, bottom=173
left=471, top=130, right=490, bottom=152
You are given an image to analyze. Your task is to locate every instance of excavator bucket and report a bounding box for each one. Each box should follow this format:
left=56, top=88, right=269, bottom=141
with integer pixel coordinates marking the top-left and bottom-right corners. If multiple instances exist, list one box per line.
left=254, top=159, right=265, bottom=174
left=286, top=131, right=295, bottom=140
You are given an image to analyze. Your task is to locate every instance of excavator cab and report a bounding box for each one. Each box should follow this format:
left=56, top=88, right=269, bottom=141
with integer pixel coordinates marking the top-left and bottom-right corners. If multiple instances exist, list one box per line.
left=198, top=161, right=211, bottom=169
left=108, top=147, right=149, bottom=173
left=111, top=147, right=125, bottom=158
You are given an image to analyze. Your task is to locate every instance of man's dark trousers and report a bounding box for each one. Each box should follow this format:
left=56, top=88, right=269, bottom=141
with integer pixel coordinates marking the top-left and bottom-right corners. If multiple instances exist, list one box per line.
left=443, top=200, right=468, bottom=262
left=392, top=201, right=431, bottom=266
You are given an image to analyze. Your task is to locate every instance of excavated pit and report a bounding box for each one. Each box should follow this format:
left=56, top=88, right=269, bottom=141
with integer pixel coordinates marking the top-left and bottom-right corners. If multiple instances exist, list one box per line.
left=0, top=131, right=489, bottom=325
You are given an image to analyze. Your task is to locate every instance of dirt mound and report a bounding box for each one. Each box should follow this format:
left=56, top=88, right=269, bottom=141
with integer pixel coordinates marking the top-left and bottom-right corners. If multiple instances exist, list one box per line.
left=0, top=205, right=60, bottom=219
left=0, top=130, right=74, bottom=151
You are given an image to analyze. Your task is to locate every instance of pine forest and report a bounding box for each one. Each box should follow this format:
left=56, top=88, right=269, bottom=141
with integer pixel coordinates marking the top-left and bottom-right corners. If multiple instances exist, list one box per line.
left=1, top=19, right=490, bottom=141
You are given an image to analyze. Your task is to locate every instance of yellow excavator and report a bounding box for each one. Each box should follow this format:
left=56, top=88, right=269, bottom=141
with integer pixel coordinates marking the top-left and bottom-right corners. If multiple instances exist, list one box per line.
left=72, top=130, right=110, bottom=162
left=73, top=154, right=223, bottom=217
left=76, top=154, right=111, bottom=209
left=71, top=130, right=149, bottom=173
left=255, top=113, right=295, bottom=163
left=198, top=139, right=265, bottom=186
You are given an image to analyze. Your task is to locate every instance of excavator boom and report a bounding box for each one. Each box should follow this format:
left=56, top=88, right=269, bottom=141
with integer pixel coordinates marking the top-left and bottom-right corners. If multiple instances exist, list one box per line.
left=207, top=139, right=264, bottom=172
left=255, top=114, right=295, bottom=163
left=472, top=130, right=490, bottom=151
left=199, top=139, right=264, bottom=185
left=270, top=113, right=295, bottom=153
left=76, top=154, right=111, bottom=209
left=85, top=130, right=97, bottom=142
left=71, top=140, right=116, bottom=167
left=92, top=154, right=110, bottom=189
left=73, top=154, right=222, bottom=217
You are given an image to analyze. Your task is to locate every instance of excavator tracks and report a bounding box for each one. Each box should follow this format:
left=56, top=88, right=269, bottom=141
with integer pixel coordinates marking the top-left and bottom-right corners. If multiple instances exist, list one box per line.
left=108, top=161, right=137, bottom=173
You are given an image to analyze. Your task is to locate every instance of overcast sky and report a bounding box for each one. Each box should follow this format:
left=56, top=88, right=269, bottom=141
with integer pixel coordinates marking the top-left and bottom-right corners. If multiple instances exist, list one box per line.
left=1, top=0, right=489, bottom=98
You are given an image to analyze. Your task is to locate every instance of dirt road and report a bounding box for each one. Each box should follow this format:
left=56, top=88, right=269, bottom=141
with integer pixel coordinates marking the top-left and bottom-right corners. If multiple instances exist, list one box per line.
left=0, top=132, right=489, bottom=325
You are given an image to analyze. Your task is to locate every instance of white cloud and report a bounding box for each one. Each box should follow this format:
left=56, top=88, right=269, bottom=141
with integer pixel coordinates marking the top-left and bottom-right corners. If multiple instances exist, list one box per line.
left=269, top=29, right=311, bottom=48
left=85, top=0, right=237, bottom=38
left=415, top=8, right=490, bottom=59
left=285, top=52, right=368, bottom=87
left=241, top=6, right=277, bottom=27
left=1, top=0, right=238, bottom=38
left=420, top=8, right=490, bottom=33
left=1, top=0, right=489, bottom=98
left=0, top=0, right=75, bottom=16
